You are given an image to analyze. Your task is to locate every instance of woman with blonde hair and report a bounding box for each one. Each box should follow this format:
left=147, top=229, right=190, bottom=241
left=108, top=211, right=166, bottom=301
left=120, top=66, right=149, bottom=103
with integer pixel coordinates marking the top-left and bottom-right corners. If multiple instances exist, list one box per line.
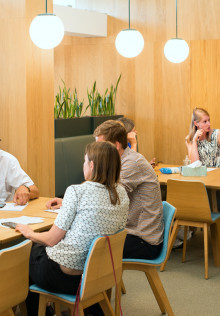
left=16, top=141, right=129, bottom=316
left=186, top=107, right=220, bottom=212
left=185, top=107, right=220, bottom=167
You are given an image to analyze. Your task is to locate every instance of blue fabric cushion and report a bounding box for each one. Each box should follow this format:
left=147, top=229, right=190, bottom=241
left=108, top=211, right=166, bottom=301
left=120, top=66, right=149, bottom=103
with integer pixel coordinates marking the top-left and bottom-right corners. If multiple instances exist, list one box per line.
left=29, top=284, right=76, bottom=303
left=211, top=212, right=220, bottom=221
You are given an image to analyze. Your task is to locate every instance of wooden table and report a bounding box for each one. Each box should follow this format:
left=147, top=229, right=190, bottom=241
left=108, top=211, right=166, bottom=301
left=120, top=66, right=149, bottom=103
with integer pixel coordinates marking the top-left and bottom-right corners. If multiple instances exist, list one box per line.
left=155, top=164, right=220, bottom=267
left=0, top=197, right=56, bottom=245
left=155, top=164, right=220, bottom=212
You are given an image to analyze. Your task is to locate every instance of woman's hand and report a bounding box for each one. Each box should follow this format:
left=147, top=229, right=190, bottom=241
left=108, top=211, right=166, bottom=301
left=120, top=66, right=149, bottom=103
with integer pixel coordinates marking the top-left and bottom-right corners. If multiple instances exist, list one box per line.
left=46, top=198, right=63, bottom=210
left=193, top=129, right=204, bottom=142
left=15, top=224, right=33, bottom=239
left=127, top=132, right=137, bottom=151
left=150, top=158, right=156, bottom=168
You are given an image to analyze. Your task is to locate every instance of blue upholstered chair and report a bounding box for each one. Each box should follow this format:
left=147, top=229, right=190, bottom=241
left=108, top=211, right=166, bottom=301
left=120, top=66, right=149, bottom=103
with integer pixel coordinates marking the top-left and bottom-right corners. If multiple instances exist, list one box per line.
left=30, top=229, right=127, bottom=316
left=0, top=240, right=32, bottom=315
left=122, top=201, right=176, bottom=316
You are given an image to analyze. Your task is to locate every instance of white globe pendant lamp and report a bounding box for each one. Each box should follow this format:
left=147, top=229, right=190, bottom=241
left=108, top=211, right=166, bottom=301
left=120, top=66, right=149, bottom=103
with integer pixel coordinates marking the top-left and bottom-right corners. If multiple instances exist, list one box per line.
left=115, top=0, right=144, bottom=58
left=30, top=0, right=64, bottom=50
left=164, top=0, right=189, bottom=63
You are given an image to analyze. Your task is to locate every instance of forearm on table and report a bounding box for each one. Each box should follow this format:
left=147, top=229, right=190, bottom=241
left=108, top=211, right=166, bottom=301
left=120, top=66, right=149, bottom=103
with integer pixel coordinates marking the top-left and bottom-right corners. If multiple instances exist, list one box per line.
left=29, top=184, right=39, bottom=200
left=17, top=224, right=66, bottom=247
left=187, top=141, right=200, bottom=162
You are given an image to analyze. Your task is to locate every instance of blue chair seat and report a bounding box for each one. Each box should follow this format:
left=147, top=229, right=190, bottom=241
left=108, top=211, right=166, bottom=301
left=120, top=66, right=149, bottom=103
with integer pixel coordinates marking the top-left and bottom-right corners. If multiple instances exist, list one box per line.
left=122, top=201, right=176, bottom=316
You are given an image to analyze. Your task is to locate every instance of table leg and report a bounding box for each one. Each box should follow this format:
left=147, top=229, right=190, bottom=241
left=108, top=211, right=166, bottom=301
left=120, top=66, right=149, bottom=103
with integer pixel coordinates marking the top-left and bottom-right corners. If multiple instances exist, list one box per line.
left=210, top=221, right=220, bottom=268
left=207, top=189, right=218, bottom=213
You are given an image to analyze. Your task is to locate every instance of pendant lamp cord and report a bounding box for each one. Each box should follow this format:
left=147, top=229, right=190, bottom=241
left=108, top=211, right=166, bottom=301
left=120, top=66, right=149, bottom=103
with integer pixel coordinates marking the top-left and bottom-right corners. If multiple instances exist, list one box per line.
left=128, top=0, right=130, bottom=29
left=45, top=0, right=47, bottom=14
left=176, top=0, right=178, bottom=38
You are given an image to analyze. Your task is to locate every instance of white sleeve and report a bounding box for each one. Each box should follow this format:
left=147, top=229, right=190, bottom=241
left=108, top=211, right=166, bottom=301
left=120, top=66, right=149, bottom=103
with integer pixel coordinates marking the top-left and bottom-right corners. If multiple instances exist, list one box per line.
left=6, top=155, right=34, bottom=189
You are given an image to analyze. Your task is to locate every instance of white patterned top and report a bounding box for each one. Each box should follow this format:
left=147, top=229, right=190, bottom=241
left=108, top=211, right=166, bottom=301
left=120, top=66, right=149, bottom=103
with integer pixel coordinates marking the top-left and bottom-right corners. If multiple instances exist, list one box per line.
left=46, top=181, right=129, bottom=270
left=197, top=129, right=220, bottom=167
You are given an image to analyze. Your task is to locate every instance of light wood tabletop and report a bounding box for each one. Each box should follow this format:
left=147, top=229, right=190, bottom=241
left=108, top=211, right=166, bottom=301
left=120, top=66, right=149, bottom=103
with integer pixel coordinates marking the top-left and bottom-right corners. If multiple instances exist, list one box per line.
left=0, top=197, right=57, bottom=245
left=155, top=164, right=220, bottom=190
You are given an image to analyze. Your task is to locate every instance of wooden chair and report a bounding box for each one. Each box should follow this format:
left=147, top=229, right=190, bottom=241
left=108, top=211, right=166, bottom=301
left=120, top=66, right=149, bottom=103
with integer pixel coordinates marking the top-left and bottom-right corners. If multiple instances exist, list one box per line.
left=160, top=179, right=220, bottom=279
left=29, top=229, right=127, bottom=316
left=122, top=201, right=176, bottom=316
left=0, top=240, right=32, bottom=316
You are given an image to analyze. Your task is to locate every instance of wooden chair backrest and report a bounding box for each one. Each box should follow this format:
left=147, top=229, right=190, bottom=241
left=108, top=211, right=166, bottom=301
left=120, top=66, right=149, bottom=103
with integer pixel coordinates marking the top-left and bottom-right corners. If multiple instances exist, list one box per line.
left=80, top=229, right=127, bottom=302
left=0, top=240, right=32, bottom=314
left=167, top=179, right=212, bottom=222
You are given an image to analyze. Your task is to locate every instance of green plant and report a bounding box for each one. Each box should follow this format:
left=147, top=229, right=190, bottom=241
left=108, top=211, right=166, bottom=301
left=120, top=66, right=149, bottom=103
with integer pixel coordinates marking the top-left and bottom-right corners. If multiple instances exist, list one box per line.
left=54, top=80, right=83, bottom=119
left=86, top=74, right=121, bottom=116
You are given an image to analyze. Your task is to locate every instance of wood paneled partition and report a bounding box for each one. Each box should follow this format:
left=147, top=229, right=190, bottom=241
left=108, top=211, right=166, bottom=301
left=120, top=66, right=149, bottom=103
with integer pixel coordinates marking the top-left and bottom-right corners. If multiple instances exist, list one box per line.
left=0, top=0, right=55, bottom=196
left=1, top=0, right=220, bottom=198
left=55, top=0, right=220, bottom=164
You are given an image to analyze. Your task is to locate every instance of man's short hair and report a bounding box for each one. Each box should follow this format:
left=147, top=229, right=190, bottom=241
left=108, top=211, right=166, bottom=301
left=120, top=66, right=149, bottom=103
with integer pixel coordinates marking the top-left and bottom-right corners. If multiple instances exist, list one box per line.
left=93, top=120, right=128, bottom=149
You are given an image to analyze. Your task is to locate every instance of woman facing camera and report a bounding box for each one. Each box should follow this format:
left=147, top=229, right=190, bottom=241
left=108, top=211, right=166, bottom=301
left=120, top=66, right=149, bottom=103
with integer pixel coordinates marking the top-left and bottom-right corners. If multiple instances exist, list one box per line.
left=185, top=107, right=220, bottom=167
left=16, top=141, right=129, bottom=316
left=185, top=107, right=220, bottom=211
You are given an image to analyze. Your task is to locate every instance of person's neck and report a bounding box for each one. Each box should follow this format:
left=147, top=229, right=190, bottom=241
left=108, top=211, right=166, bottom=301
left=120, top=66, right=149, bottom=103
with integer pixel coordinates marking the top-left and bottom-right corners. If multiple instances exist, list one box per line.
left=118, top=147, right=125, bottom=157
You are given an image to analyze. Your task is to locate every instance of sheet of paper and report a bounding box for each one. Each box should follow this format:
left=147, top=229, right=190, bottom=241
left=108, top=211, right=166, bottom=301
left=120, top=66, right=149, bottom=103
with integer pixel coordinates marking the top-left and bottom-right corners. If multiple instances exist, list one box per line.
left=207, top=168, right=217, bottom=172
left=0, top=216, right=44, bottom=228
left=44, top=209, right=60, bottom=214
left=0, top=202, right=28, bottom=211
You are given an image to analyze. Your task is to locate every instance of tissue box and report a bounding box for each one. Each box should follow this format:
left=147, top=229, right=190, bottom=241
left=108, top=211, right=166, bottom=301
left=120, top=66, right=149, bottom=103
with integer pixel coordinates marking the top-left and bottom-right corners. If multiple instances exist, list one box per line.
left=181, top=166, right=207, bottom=176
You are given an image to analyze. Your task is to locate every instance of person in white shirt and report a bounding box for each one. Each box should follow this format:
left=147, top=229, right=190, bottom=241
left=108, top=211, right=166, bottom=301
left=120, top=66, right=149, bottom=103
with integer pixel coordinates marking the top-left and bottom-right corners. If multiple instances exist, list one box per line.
left=0, top=149, right=39, bottom=205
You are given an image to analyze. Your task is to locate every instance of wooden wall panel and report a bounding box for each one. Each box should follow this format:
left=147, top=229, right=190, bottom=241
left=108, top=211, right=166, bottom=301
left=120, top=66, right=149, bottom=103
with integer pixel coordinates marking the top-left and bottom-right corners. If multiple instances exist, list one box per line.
left=154, top=41, right=191, bottom=164
left=0, top=0, right=55, bottom=197
left=0, top=2, right=27, bottom=165
left=53, top=0, right=220, bottom=166
left=190, top=40, right=220, bottom=127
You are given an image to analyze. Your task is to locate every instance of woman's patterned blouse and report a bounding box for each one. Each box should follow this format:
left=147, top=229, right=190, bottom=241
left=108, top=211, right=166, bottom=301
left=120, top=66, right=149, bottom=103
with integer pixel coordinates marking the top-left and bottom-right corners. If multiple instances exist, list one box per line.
left=46, top=181, right=129, bottom=270
left=197, top=129, right=220, bottom=167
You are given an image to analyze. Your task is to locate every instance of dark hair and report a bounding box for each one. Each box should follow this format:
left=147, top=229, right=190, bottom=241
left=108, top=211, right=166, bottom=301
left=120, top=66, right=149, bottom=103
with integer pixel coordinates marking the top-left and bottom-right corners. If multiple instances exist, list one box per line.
left=187, top=107, right=211, bottom=142
left=85, top=141, right=121, bottom=205
left=118, top=117, right=135, bottom=133
left=93, top=120, right=128, bottom=149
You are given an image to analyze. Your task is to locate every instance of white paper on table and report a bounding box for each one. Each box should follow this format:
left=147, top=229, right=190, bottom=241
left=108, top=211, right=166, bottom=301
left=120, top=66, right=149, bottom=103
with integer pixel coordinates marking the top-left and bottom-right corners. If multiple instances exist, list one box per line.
left=0, top=203, right=28, bottom=211
left=187, top=160, right=202, bottom=168
left=0, top=216, right=44, bottom=228
left=44, top=209, right=60, bottom=214
left=207, top=168, right=217, bottom=172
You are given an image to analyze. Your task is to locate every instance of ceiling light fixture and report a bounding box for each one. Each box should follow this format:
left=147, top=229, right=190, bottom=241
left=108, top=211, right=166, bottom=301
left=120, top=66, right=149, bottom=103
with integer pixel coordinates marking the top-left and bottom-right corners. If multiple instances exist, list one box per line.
left=164, top=0, right=189, bottom=63
left=115, top=0, right=144, bottom=58
left=29, top=0, right=64, bottom=50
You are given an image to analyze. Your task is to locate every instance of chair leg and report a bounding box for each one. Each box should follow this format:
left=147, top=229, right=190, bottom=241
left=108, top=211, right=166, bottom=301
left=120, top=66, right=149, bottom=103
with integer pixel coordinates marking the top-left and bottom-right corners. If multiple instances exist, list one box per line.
left=160, top=220, right=180, bottom=271
left=54, top=302, right=62, bottom=316
left=115, top=280, right=122, bottom=316
left=210, top=221, right=220, bottom=267
left=77, top=303, right=84, bottom=316
left=145, top=266, right=174, bottom=316
left=99, top=292, right=115, bottom=316
left=121, top=279, right=126, bottom=294
left=106, top=288, right=112, bottom=301
left=19, top=302, right=27, bottom=316
left=203, top=223, right=209, bottom=279
left=37, top=295, right=48, bottom=316
left=182, top=226, right=188, bottom=263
